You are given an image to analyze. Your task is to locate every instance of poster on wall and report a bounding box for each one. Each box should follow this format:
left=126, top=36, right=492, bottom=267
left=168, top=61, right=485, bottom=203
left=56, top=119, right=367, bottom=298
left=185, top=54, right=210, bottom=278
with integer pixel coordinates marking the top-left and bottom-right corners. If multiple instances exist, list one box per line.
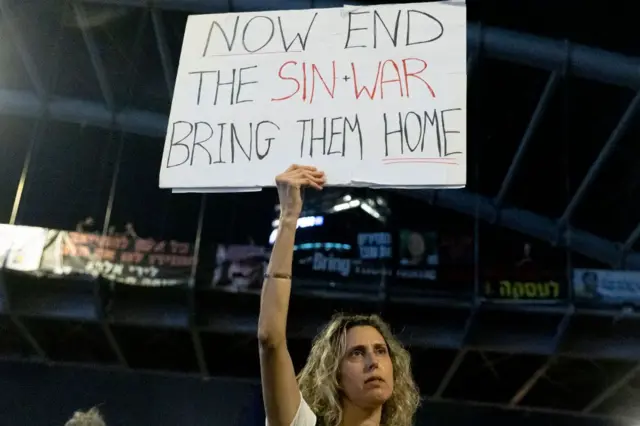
left=396, top=229, right=438, bottom=275
left=39, top=231, right=194, bottom=286
left=391, top=230, right=460, bottom=298
left=211, top=244, right=269, bottom=292
left=160, top=2, right=467, bottom=192
left=573, top=268, right=640, bottom=306
left=293, top=231, right=393, bottom=294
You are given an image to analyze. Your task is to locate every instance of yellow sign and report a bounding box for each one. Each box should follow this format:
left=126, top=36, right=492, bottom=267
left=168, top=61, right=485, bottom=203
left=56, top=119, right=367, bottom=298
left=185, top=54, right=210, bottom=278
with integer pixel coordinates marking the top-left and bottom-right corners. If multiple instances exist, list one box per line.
left=484, top=280, right=561, bottom=300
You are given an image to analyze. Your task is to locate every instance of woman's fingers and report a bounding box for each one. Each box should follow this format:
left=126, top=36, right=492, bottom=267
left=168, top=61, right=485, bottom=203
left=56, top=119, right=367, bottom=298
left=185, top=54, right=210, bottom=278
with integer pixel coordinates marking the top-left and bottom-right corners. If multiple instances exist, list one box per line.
left=301, top=171, right=325, bottom=191
left=288, top=164, right=317, bottom=173
left=302, top=178, right=323, bottom=191
left=279, top=165, right=325, bottom=190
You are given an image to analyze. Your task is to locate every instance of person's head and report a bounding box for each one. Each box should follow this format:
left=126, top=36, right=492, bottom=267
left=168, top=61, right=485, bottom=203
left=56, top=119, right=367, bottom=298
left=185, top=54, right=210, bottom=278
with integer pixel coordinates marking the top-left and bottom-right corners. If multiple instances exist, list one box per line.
left=406, top=232, right=425, bottom=261
left=298, top=313, right=419, bottom=426
left=64, top=407, right=105, bottom=426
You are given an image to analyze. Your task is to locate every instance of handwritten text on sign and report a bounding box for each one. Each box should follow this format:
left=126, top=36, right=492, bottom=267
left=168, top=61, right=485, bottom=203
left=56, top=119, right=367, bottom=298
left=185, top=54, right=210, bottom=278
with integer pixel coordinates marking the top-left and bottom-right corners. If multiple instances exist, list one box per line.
left=160, top=2, right=466, bottom=190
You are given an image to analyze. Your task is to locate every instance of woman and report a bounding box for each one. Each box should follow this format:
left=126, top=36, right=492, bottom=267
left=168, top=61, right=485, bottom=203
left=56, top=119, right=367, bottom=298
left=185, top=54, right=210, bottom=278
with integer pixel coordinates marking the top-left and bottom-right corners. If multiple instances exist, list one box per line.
left=258, top=165, right=420, bottom=426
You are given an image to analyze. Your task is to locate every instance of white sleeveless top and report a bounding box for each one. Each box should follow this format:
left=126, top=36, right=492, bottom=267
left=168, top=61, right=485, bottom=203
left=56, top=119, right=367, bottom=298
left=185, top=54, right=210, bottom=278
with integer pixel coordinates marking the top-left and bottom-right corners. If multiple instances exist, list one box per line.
left=266, top=393, right=317, bottom=426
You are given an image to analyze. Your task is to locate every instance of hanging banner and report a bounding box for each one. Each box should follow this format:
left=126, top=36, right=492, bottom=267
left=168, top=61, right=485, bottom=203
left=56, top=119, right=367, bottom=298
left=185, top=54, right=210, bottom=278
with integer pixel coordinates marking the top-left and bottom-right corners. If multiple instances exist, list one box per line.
left=573, top=268, right=640, bottom=306
left=160, top=2, right=466, bottom=192
left=0, top=224, right=47, bottom=272
left=39, top=231, right=194, bottom=286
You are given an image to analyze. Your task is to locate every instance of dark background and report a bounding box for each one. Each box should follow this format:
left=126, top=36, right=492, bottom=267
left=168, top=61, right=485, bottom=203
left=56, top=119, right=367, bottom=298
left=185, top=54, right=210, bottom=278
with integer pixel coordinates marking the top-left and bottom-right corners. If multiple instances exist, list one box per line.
left=0, top=362, right=617, bottom=426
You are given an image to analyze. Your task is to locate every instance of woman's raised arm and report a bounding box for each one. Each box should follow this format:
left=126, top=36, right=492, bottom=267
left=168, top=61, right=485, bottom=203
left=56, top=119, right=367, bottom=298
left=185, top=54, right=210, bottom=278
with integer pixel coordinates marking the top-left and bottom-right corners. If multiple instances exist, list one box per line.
left=258, top=165, right=324, bottom=426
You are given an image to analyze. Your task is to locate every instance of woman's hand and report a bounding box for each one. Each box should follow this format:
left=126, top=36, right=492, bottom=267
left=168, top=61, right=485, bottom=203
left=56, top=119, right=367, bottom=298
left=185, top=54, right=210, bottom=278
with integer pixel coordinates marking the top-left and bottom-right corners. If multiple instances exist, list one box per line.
left=275, top=164, right=325, bottom=219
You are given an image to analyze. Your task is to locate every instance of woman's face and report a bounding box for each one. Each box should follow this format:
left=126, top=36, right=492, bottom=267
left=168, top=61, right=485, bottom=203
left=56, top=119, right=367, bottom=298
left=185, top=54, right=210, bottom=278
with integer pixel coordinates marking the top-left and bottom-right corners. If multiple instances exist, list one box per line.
left=339, top=325, right=394, bottom=409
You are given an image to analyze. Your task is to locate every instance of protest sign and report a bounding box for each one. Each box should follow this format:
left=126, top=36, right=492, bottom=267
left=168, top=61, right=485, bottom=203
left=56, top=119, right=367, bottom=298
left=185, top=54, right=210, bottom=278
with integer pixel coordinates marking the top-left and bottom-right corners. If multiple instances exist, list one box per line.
left=160, top=2, right=466, bottom=192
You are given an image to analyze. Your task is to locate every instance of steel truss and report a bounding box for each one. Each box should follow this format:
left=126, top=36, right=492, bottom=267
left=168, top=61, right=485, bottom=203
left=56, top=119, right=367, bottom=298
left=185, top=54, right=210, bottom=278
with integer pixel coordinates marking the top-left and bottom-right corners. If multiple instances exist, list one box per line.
left=1, top=13, right=639, bottom=267
left=1, top=0, right=640, bottom=420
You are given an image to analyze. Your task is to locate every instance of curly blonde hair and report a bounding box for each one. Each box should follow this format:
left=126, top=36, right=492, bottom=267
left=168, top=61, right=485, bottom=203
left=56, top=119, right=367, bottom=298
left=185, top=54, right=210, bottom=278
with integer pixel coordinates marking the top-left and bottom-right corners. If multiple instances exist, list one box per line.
left=64, top=407, right=106, bottom=426
left=297, top=313, right=420, bottom=426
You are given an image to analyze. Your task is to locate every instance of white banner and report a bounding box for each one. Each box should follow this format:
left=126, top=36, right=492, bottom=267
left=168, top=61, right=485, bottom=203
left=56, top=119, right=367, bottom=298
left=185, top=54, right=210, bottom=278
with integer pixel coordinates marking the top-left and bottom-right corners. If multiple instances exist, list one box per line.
left=160, top=2, right=466, bottom=192
left=0, top=224, right=47, bottom=272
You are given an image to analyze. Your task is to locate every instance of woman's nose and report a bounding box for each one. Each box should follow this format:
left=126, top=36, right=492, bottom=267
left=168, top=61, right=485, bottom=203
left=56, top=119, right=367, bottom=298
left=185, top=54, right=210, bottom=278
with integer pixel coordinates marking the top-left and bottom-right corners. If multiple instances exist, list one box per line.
left=366, top=356, right=379, bottom=371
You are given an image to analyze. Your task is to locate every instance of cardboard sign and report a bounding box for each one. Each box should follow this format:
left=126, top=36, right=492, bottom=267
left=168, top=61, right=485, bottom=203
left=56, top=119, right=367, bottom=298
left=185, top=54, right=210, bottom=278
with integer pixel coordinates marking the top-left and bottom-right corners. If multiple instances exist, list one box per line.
left=160, top=2, right=466, bottom=192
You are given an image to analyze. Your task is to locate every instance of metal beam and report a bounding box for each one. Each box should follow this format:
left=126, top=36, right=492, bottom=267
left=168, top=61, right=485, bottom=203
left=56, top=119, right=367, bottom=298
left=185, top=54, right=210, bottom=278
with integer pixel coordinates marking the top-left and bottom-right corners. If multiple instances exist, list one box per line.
left=620, top=222, right=640, bottom=267
left=9, top=116, right=45, bottom=225
left=466, top=24, right=640, bottom=90
left=583, top=362, right=640, bottom=413
left=509, top=307, right=574, bottom=406
left=73, top=2, right=116, bottom=113
left=151, top=8, right=175, bottom=99
left=96, top=132, right=129, bottom=368
left=0, top=353, right=633, bottom=424
left=0, top=272, right=48, bottom=360
left=433, top=305, right=479, bottom=398
left=434, top=348, right=468, bottom=398
left=433, top=395, right=636, bottom=424
left=189, top=195, right=210, bottom=377
left=2, top=87, right=640, bottom=269
left=411, top=189, right=640, bottom=269
left=77, top=1, right=640, bottom=89
left=557, top=91, right=640, bottom=230
left=80, top=0, right=230, bottom=13
left=0, top=0, right=46, bottom=99
left=495, top=71, right=560, bottom=207
left=0, top=89, right=165, bottom=137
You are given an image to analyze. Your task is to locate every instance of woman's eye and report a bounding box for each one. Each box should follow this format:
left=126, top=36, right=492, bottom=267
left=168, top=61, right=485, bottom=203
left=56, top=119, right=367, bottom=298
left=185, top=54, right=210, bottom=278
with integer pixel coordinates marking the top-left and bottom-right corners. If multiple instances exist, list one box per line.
left=376, top=347, right=388, bottom=355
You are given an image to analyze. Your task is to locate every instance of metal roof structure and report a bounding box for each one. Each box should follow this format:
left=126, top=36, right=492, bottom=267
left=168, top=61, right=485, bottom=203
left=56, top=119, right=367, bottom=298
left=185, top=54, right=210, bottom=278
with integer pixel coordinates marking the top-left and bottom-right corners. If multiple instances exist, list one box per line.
left=0, top=0, right=640, bottom=424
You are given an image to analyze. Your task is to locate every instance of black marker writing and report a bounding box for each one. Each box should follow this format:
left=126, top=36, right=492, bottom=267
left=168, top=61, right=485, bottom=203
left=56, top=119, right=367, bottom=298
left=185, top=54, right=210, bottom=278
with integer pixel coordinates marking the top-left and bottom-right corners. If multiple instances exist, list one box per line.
left=440, top=108, right=462, bottom=156
left=383, top=110, right=441, bottom=156
left=406, top=10, right=444, bottom=46
left=188, top=66, right=258, bottom=106
left=278, top=13, right=317, bottom=52
left=237, top=65, right=258, bottom=104
left=203, top=13, right=318, bottom=55
left=242, top=16, right=275, bottom=53
left=298, top=115, right=363, bottom=159
left=344, top=8, right=444, bottom=49
left=202, top=17, right=240, bottom=56
left=166, top=121, right=214, bottom=168
left=373, top=10, right=400, bottom=48
left=344, top=11, right=369, bottom=49
left=165, top=120, right=280, bottom=167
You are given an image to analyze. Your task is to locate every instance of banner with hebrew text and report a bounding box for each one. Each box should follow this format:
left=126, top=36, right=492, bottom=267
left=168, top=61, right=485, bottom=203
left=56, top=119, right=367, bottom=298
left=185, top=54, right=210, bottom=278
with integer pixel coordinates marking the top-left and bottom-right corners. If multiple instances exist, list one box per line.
left=39, top=231, right=194, bottom=286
